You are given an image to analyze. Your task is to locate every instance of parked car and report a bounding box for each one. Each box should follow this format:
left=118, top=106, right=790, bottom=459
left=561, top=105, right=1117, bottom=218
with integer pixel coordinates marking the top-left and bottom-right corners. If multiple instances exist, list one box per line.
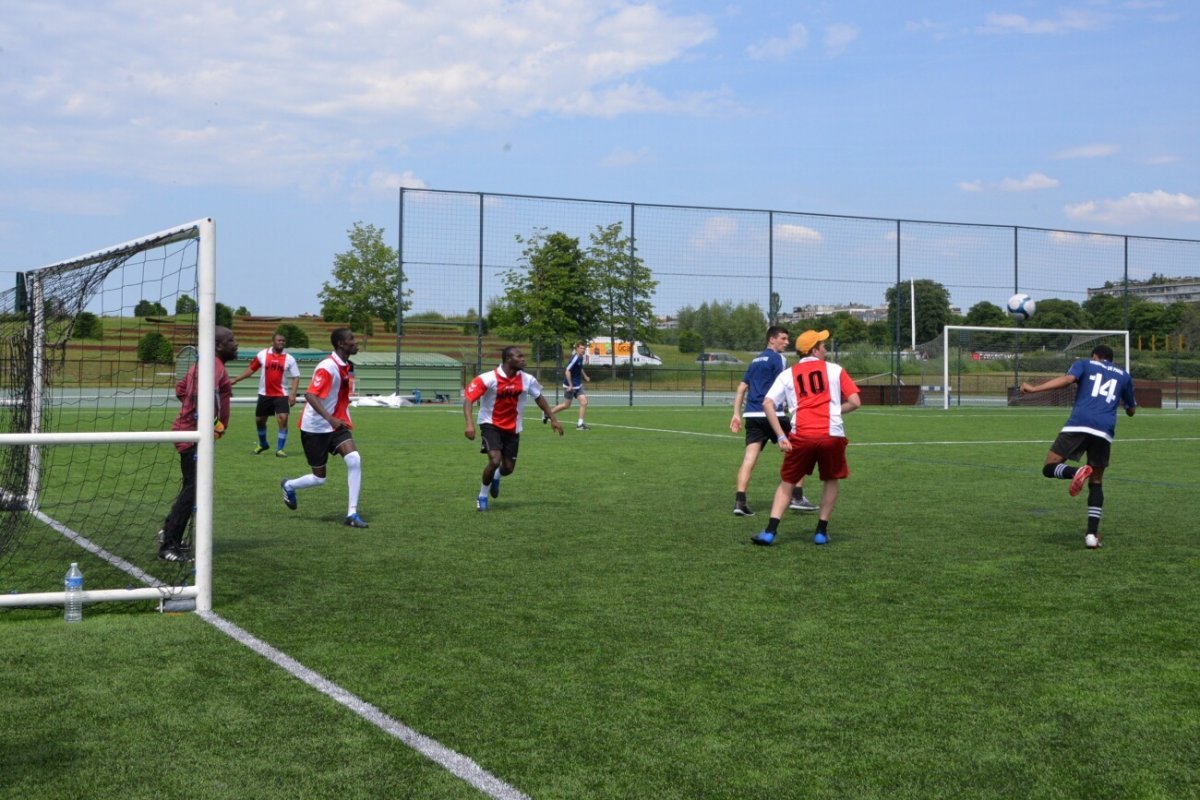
left=695, top=352, right=743, bottom=365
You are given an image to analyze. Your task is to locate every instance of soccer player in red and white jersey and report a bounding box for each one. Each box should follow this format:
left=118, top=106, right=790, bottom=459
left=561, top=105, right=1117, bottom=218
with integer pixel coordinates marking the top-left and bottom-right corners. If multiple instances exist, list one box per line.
left=463, top=346, right=563, bottom=510
left=279, top=328, right=368, bottom=528
left=752, top=329, right=861, bottom=546
left=232, top=333, right=301, bottom=457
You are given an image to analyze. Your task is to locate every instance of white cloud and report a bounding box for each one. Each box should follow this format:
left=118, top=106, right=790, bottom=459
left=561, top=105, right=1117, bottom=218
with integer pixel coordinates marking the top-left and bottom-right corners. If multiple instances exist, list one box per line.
left=977, top=10, right=1110, bottom=34
left=1053, top=144, right=1118, bottom=159
left=366, top=170, right=428, bottom=193
left=746, top=23, right=809, bottom=61
left=1064, top=190, right=1200, bottom=225
left=1144, top=154, right=1180, bottom=165
left=958, top=173, right=1059, bottom=193
left=600, top=147, right=653, bottom=168
left=998, top=172, right=1060, bottom=192
left=690, top=216, right=739, bottom=248
left=823, top=24, right=859, bottom=57
left=0, top=1, right=717, bottom=186
left=774, top=223, right=823, bottom=244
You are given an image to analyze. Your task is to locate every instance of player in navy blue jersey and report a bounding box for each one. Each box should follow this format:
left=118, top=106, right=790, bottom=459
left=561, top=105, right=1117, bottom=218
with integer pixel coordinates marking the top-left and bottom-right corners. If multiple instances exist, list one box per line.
left=1020, top=344, right=1136, bottom=549
left=546, top=342, right=591, bottom=430
left=729, top=325, right=813, bottom=517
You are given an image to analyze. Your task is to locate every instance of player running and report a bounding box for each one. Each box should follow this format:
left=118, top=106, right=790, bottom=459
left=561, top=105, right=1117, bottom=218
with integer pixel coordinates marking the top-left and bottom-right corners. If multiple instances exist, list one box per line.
left=279, top=328, right=368, bottom=528
left=544, top=341, right=591, bottom=430
left=464, top=346, right=563, bottom=510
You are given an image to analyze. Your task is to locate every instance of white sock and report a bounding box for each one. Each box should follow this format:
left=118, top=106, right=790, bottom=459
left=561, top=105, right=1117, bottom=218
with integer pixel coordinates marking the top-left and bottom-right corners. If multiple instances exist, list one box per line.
left=344, top=451, right=362, bottom=515
left=289, top=474, right=325, bottom=491
left=480, top=483, right=490, bottom=497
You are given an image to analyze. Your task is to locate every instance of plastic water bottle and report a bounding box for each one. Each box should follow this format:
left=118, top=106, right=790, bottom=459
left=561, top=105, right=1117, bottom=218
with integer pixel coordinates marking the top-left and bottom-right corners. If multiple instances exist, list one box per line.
left=413, top=388, right=421, bottom=404
left=64, top=562, right=83, bottom=623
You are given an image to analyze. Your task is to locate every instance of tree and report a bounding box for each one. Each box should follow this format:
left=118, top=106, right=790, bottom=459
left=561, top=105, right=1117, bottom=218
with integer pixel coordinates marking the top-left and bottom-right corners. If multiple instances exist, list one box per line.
left=72, top=311, right=104, bottom=340
left=137, top=332, right=174, bottom=363
left=275, top=323, right=309, bottom=349
left=216, top=302, right=233, bottom=328
left=885, top=279, right=953, bottom=345
left=134, top=300, right=167, bottom=317
left=1031, top=298, right=1087, bottom=330
left=494, top=229, right=600, bottom=358
left=320, top=222, right=408, bottom=336
left=963, top=301, right=1011, bottom=328
left=587, top=222, right=658, bottom=351
left=176, top=295, right=198, bottom=315
left=674, top=300, right=766, bottom=350
left=769, top=291, right=782, bottom=323
left=235, top=305, right=251, bottom=316
left=1083, top=294, right=1126, bottom=330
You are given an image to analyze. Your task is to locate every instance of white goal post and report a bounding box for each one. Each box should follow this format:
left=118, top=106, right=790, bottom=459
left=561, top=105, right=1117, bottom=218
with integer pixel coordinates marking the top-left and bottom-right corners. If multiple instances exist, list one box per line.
left=0, top=218, right=217, bottom=613
left=940, top=325, right=1130, bottom=410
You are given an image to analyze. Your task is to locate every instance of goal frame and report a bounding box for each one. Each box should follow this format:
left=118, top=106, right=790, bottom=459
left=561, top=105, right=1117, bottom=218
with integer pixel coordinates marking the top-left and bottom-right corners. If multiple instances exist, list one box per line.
left=0, top=218, right=217, bottom=612
left=940, top=325, right=1130, bottom=410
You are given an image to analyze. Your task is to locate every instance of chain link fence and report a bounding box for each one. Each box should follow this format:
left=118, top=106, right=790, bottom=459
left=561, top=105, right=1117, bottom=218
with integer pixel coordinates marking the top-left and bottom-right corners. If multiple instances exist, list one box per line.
left=395, top=189, right=1200, bottom=407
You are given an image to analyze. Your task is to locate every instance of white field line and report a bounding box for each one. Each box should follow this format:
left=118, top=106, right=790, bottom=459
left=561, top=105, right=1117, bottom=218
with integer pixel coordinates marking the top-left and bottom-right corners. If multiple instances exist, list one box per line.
left=35, top=514, right=530, bottom=799
left=198, top=612, right=531, bottom=800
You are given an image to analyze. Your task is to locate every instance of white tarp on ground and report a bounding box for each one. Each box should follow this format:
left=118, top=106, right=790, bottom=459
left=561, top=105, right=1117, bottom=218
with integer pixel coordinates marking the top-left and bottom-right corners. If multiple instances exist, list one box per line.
left=351, top=393, right=415, bottom=408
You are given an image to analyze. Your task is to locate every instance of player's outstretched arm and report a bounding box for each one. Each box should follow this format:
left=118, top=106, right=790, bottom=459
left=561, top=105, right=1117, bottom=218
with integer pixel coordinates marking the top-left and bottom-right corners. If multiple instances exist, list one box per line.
left=1021, top=373, right=1076, bottom=395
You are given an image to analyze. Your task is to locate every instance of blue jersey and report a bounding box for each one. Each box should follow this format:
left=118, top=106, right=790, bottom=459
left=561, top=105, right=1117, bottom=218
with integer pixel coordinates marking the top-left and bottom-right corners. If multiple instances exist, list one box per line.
left=740, top=349, right=788, bottom=417
left=1061, top=358, right=1136, bottom=441
left=563, top=353, right=586, bottom=389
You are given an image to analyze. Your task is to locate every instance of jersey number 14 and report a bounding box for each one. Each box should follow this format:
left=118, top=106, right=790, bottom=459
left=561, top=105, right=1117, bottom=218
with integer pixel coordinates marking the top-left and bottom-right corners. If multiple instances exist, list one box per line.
left=1088, top=373, right=1118, bottom=404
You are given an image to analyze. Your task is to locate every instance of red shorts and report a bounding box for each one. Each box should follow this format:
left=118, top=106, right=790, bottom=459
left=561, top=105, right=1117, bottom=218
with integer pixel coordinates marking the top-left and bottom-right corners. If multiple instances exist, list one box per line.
left=780, top=437, right=850, bottom=483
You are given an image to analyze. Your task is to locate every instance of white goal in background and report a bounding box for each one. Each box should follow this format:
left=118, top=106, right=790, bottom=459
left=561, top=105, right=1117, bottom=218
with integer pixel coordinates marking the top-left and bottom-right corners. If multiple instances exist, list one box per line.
left=934, top=325, right=1130, bottom=410
left=0, top=219, right=217, bottom=613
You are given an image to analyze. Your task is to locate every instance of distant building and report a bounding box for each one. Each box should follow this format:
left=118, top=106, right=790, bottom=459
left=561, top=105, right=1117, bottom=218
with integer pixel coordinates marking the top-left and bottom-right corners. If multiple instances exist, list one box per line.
left=1087, top=277, right=1200, bottom=305
left=782, top=304, right=891, bottom=324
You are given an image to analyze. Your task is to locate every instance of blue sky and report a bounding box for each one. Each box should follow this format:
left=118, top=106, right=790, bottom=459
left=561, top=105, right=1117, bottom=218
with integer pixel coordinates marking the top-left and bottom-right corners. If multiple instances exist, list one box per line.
left=2, top=0, right=1196, bottom=317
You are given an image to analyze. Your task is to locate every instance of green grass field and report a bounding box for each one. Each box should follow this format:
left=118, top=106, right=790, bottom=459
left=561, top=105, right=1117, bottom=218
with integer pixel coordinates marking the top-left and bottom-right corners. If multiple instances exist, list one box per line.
left=3, top=404, right=1199, bottom=799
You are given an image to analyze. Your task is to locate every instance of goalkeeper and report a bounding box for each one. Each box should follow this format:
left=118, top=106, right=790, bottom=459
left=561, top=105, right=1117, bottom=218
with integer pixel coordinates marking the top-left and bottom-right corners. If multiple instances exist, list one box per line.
left=159, top=326, right=238, bottom=562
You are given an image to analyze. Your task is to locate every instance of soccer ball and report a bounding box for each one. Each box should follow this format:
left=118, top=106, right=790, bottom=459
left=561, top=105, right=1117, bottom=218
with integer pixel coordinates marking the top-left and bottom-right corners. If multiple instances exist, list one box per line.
left=1006, top=293, right=1036, bottom=321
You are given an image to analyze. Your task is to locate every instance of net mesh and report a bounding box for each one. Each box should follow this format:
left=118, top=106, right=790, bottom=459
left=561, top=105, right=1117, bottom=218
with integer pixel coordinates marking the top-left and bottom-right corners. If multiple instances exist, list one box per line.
left=0, top=227, right=201, bottom=608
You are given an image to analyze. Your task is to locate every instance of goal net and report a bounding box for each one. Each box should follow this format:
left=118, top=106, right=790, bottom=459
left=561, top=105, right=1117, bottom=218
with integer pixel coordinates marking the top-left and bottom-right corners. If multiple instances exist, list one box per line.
left=920, top=325, right=1130, bottom=409
left=0, top=219, right=217, bottom=614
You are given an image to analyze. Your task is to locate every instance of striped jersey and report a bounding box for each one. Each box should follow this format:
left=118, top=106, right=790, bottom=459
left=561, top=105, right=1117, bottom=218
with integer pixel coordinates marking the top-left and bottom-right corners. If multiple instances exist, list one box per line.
left=299, top=352, right=354, bottom=433
left=1061, top=358, right=1136, bottom=441
left=465, top=366, right=544, bottom=433
left=765, top=357, right=860, bottom=438
left=740, top=348, right=788, bottom=417
left=247, top=348, right=300, bottom=397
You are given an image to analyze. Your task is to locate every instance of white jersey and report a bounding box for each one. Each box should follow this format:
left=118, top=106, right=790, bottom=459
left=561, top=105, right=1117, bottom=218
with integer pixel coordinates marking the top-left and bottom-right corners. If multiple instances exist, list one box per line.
left=299, top=353, right=354, bottom=434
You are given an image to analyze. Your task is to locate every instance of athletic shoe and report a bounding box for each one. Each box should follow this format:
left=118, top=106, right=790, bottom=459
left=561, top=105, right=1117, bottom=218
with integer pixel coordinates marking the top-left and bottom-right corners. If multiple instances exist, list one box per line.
left=789, top=497, right=818, bottom=512
left=751, top=531, right=775, bottom=546
left=733, top=503, right=755, bottom=517
left=156, top=528, right=165, bottom=544
left=490, top=475, right=501, bottom=498
left=476, top=496, right=488, bottom=511
left=254, top=444, right=270, bottom=455
left=1068, top=464, right=1093, bottom=497
left=280, top=478, right=297, bottom=510
left=344, top=513, right=369, bottom=529
left=157, top=546, right=193, bottom=563
left=1085, top=533, right=1103, bottom=549
left=576, top=423, right=589, bottom=430
left=275, top=450, right=288, bottom=458
left=541, top=413, right=548, bottom=425
left=813, top=532, right=829, bottom=545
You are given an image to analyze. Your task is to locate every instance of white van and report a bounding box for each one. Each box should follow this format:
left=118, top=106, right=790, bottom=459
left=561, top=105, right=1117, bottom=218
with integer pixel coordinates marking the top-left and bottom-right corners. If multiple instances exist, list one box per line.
left=586, top=337, right=663, bottom=367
